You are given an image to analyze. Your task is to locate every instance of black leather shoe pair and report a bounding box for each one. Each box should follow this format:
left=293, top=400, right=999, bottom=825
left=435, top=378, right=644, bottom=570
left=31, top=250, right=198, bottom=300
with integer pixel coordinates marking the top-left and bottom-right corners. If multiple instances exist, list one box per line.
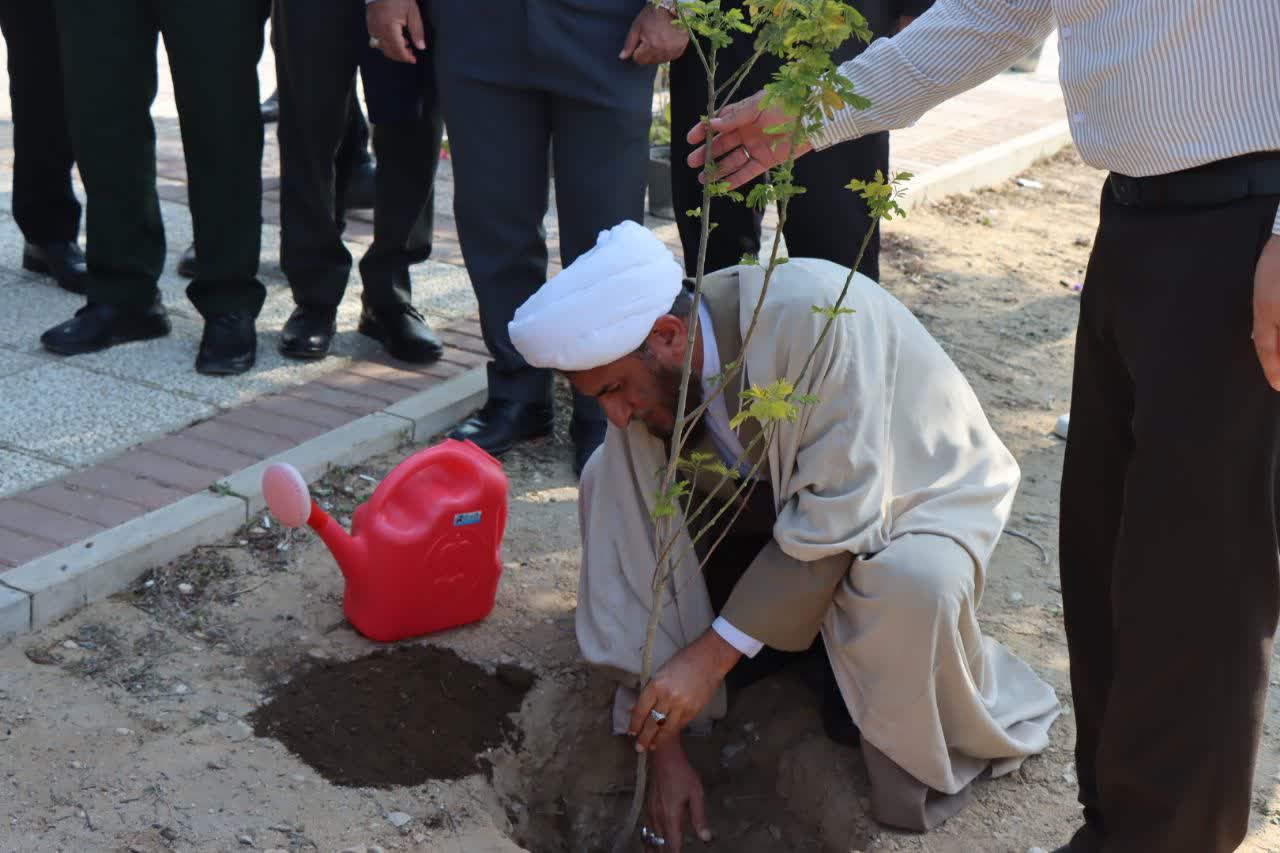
left=280, top=303, right=444, bottom=365
left=24, top=241, right=89, bottom=294
left=39, top=301, right=256, bottom=376
left=448, top=399, right=554, bottom=458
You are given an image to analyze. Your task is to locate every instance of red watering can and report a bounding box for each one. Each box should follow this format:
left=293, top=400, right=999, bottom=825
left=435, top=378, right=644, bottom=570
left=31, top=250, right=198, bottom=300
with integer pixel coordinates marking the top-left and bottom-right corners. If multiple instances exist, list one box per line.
left=262, top=439, right=509, bottom=643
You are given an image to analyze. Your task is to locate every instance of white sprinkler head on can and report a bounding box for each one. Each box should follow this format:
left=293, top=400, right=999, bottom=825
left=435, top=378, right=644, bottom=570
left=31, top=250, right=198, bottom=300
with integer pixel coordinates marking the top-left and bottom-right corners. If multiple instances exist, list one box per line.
left=262, top=462, right=312, bottom=528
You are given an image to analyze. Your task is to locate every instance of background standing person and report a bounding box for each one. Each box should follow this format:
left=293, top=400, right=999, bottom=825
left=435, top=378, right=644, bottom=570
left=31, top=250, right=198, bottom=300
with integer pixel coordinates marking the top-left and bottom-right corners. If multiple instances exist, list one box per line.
left=669, top=0, right=930, bottom=279
left=42, top=0, right=269, bottom=376
left=0, top=1, right=86, bottom=294
left=368, top=0, right=689, bottom=474
left=690, top=2, right=1280, bottom=851
left=270, top=0, right=445, bottom=364
left=180, top=87, right=378, bottom=280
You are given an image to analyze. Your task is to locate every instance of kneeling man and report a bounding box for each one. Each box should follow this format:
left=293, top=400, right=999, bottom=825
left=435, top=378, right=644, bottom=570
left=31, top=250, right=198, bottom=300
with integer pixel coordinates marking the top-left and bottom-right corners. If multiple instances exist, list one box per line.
left=509, top=221, right=1060, bottom=849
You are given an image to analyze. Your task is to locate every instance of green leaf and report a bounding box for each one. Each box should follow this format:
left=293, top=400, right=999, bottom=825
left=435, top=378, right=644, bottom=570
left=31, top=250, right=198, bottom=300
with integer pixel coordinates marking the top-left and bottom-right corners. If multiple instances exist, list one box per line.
left=739, top=253, right=760, bottom=266
left=731, top=379, right=801, bottom=428
left=705, top=460, right=742, bottom=480
left=686, top=208, right=703, bottom=218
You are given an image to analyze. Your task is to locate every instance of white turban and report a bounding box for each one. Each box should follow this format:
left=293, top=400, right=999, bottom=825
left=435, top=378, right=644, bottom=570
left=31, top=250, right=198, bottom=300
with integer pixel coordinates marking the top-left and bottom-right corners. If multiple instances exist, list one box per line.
left=509, top=220, right=684, bottom=371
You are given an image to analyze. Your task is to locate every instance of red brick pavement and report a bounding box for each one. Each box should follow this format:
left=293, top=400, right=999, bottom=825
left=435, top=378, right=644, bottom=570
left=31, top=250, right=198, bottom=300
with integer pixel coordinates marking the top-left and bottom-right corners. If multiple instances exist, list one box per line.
left=0, top=317, right=484, bottom=569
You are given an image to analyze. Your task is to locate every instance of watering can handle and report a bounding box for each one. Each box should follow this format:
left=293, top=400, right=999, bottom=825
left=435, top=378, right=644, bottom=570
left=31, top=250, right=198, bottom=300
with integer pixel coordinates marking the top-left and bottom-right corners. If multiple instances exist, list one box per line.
left=364, top=438, right=496, bottom=517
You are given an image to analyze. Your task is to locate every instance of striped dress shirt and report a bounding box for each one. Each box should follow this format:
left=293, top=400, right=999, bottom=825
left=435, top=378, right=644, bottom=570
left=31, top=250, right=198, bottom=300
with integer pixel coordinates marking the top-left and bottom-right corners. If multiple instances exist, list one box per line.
left=814, top=0, right=1280, bottom=234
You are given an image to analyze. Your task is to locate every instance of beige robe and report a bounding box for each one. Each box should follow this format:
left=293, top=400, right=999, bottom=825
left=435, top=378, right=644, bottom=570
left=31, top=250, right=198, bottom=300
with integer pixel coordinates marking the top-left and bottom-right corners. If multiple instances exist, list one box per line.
left=576, top=260, right=1060, bottom=829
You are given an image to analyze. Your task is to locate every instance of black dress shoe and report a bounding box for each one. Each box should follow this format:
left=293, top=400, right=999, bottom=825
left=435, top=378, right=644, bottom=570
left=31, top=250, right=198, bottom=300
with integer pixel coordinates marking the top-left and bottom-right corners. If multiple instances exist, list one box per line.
left=41, top=301, right=171, bottom=356
left=570, top=418, right=607, bottom=476
left=23, top=241, right=89, bottom=294
left=196, top=310, right=256, bottom=376
left=260, top=89, right=279, bottom=124
left=821, top=669, right=861, bottom=748
left=177, top=243, right=198, bottom=279
left=448, top=399, right=553, bottom=457
left=280, top=305, right=337, bottom=361
left=1053, top=823, right=1103, bottom=853
left=343, top=159, right=377, bottom=210
left=358, top=303, right=443, bottom=364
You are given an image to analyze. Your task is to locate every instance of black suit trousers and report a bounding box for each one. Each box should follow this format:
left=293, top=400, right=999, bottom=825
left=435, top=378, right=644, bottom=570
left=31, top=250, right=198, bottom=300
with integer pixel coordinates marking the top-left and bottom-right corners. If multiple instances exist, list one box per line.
left=53, top=0, right=267, bottom=315
left=1061, top=184, right=1280, bottom=852
left=426, top=0, right=655, bottom=420
left=272, top=0, right=442, bottom=311
left=0, top=0, right=80, bottom=244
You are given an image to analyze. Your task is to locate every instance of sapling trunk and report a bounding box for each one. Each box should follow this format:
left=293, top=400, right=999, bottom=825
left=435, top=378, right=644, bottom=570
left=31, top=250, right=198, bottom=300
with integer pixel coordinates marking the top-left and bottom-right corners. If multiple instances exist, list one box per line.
left=610, top=4, right=900, bottom=849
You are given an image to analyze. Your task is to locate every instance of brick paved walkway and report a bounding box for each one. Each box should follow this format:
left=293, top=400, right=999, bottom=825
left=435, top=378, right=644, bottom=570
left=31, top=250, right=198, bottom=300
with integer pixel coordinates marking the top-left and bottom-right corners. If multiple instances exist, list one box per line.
left=0, top=35, right=1065, bottom=575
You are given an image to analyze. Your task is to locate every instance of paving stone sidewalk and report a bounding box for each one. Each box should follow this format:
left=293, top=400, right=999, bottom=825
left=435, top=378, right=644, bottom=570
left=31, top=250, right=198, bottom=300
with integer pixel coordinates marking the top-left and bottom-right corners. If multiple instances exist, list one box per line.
left=0, top=35, right=1067, bottom=626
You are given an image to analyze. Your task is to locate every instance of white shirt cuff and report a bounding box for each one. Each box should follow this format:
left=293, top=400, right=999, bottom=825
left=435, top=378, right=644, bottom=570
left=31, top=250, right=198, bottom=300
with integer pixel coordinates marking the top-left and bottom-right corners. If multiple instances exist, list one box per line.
left=712, top=616, right=764, bottom=658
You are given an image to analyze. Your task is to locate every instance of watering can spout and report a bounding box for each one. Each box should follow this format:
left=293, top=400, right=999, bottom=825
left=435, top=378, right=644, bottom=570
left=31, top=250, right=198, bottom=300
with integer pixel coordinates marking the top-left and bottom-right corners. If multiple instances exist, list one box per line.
left=309, top=509, right=369, bottom=585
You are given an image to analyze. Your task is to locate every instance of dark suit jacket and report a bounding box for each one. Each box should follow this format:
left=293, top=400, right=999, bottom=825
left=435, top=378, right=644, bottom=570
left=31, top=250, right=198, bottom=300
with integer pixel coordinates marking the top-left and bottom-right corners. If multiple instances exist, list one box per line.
left=422, top=0, right=655, bottom=109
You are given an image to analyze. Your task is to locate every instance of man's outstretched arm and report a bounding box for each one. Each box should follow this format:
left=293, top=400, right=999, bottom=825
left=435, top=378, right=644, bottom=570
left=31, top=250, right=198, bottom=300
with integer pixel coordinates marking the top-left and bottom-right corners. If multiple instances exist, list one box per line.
left=688, top=0, right=1055, bottom=187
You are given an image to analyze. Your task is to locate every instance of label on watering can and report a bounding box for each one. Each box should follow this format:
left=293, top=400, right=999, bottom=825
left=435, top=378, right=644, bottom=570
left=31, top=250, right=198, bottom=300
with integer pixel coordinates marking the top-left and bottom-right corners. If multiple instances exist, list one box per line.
left=453, top=511, right=483, bottom=527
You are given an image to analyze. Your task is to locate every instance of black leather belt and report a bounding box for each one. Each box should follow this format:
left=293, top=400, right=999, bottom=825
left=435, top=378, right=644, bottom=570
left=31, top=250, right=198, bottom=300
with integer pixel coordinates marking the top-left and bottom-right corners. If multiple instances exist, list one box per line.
left=1108, top=151, right=1280, bottom=209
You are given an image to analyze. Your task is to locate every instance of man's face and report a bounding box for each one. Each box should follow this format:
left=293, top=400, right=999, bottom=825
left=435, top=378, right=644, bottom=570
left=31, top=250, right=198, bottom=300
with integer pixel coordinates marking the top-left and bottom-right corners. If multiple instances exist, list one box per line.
left=568, top=316, right=705, bottom=442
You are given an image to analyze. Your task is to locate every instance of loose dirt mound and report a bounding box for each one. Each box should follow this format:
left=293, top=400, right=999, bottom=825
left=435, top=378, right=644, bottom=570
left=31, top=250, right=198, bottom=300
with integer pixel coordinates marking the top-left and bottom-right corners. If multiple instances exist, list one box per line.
left=250, top=645, right=534, bottom=787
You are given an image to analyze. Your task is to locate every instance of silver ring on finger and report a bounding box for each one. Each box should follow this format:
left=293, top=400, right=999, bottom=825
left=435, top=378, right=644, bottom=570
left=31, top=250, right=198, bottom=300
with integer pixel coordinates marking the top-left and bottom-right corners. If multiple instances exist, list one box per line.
left=368, top=36, right=381, bottom=49
left=649, top=708, right=667, bottom=725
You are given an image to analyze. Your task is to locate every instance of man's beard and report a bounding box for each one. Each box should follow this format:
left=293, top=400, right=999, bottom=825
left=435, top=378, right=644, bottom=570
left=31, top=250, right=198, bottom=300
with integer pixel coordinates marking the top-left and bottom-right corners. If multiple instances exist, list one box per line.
left=650, top=361, right=707, bottom=447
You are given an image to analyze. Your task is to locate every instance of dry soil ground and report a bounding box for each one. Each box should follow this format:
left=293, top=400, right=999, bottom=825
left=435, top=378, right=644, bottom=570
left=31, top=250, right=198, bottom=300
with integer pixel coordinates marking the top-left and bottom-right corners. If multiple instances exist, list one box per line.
left=5, top=148, right=1280, bottom=853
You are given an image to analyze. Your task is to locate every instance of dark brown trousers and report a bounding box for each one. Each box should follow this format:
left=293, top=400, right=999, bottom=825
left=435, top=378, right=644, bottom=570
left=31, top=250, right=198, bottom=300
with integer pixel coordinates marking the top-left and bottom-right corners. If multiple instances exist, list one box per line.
left=1061, top=175, right=1280, bottom=852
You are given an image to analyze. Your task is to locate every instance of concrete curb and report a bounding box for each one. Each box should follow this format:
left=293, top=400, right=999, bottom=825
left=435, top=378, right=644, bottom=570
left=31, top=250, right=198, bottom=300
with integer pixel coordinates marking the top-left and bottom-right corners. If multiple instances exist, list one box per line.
left=0, top=583, right=30, bottom=641
left=0, top=493, right=247, bottom=633
left=0, top=365, right=486, bottom=640
left=900, top=120, right=1073, bottom=211
left=222, top=412, right=417, bottom=518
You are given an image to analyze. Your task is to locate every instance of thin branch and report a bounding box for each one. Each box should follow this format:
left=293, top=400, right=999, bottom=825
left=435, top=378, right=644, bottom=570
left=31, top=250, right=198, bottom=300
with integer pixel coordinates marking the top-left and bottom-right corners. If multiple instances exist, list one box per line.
left=792, top=217, right=877, bottom=384
left=642, top=426, right=773, bottom=593
left=614, top=31, right=721, bottom=853
left=714, top=46, right=767, bottom=104
left=668, top=428, right=777, bottom=599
